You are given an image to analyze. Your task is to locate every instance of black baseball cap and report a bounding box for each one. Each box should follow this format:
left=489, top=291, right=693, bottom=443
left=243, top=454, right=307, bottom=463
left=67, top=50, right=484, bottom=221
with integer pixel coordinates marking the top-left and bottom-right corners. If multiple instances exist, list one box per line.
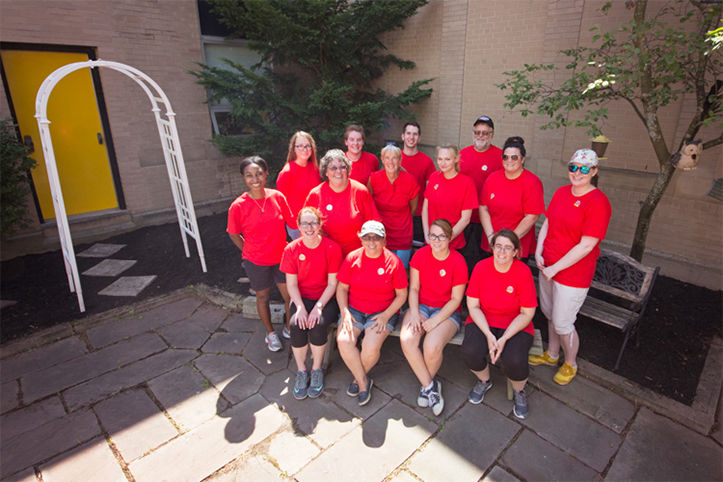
left=473, top=116, right=494, bottom=129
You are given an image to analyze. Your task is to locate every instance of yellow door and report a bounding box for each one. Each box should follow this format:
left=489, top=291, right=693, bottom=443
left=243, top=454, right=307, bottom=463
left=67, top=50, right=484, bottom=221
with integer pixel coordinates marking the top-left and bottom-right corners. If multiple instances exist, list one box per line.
left=1, top=49, right=118, bottom=219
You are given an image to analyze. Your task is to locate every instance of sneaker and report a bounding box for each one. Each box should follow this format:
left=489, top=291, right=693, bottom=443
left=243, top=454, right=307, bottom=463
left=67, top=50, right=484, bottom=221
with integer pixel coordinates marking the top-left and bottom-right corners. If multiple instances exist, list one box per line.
left=417, top=386, right=429, bottom=408
left=308, top=369, right=324, bottom=398
left=553, top=363, right=578, bottom=385
left=265, top=332, right=282, bottom=352
left=513, top=388, right=529, bottom=419
left=428, top=380, right=444, bottom=416
left=468, top=379, right=493, bottom=404
left=293, top=370, right=308, bottom=400
left=528, top=351, right=560, bottom=366
left=358, top=379, right=373, bottom=406
left=282, top=326, right=291, bottom=339
left=346, top=381, right=360, bottom=397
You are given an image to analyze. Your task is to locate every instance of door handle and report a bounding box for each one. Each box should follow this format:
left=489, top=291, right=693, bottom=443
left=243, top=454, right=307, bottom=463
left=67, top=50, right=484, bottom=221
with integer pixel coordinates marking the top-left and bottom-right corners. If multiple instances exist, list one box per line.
left=23, top=135, right=34, bottom=153
left=97, top=133, right=103, bottom=145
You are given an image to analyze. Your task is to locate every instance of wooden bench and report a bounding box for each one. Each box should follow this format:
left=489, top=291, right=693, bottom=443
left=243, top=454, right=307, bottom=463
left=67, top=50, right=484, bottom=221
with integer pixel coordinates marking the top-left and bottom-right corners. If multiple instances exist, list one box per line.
left=532, top=248, right=659, bottom=371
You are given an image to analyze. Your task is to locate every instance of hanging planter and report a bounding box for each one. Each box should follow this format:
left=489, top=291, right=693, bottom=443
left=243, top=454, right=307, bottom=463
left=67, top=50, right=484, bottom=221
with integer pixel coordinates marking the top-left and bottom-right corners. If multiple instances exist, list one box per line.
left=591, top=134, right=611, bottom=159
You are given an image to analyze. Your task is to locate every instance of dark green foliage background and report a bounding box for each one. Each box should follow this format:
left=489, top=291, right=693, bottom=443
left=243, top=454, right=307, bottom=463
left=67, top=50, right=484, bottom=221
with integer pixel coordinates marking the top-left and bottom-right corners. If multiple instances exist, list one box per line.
left=0, top=119, right=36, bottom=238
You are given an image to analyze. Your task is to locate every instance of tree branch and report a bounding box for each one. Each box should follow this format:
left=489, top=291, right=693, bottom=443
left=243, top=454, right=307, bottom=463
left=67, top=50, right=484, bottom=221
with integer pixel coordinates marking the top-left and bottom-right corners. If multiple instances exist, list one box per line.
left=622, top=96, right=647, bottom=125
left=703, top=133, right=723, bottom=150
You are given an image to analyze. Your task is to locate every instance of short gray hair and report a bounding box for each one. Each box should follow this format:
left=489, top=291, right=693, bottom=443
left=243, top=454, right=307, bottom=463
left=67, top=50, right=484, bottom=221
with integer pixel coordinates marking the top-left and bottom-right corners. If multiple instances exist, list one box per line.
left=319, top=149, right=351, bottom=182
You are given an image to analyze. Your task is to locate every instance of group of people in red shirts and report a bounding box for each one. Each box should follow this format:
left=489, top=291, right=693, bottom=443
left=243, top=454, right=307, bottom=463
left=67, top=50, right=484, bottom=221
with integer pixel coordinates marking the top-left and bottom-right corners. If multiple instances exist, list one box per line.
left=227, top=116, right=611, bottom=419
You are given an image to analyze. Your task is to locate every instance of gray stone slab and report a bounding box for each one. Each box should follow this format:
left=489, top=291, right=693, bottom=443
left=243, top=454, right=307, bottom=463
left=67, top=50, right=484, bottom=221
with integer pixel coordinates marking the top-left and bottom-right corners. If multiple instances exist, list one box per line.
left=529, top=365, right=635, bottom=433
left=183, top=303, right=229, bottom=331
left=98, top=275, right=157, bottom=297
left=502, top=429, right=599, bottom=481
left=0, top=467, right=35, bottom=482
left=148, top=364, right=226, bottom=431
left=482, top=367, right=518, bottom=416
left=241, top=325, right=291, bottom=375
left=435, top=343, right=479, bottom=390
left=208, top=454, right=282, bottom=481
left=21, top=333, right=166, bottom=404
left=482, top=465, right=521, bottom=482
left=202, top=332, right=253, bottom=354
left=0, top=381, right=18, bottom=414
left=607, top=407, right=723, bottom=481
left=264, top=430, right=320, bottom=476
left=0, top=300, right=17, bottom=309
left=1, top=336, right=88, bottom=383
left=39, top=437, right=126, bottom=482
left=408, top=402, right=521, bottom=481
left=0, top=396, right=65, bottom=441
left=519, top=390, right=622, bottom=472
left=194, top=353, right=265, bottom=405
left=64, top=348, right=197, bottom=411
left=713, top=384, right=723, bottom=446
left=296, top=399, right=436, bottom=481
left=322, top=361, right=393, bottom=420
left=128, top=393, right=286, bottom=482
left=259, top=369, right=359, bottom=448
left=77, top=243, right=126, bottom=258
left=82, top=258, right=137, bottom=277
left=158, top=319, right=212, bottom=349
left=0, top=408, right=100, bottom=479
left=86, top=296, right=203, bottom=348
left=94, top=389, right=179, bottom=462
left=217, top=313, right=260, bottom=333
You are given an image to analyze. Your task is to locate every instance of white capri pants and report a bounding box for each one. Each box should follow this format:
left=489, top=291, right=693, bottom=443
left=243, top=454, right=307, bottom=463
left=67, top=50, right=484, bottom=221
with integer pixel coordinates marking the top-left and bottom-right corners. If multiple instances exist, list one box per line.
left=538, top=275, right=589, bottom=336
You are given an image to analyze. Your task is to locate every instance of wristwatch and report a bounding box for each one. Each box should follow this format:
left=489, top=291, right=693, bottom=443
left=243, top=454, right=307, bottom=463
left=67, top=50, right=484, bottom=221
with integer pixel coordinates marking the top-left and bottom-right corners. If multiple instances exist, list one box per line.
left=316, top=302, right=323, bottom=310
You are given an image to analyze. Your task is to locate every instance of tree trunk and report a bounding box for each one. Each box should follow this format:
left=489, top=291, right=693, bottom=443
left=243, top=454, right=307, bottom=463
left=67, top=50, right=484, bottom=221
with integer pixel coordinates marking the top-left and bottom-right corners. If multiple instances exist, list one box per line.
left=630, top=160, right=676, bottom=261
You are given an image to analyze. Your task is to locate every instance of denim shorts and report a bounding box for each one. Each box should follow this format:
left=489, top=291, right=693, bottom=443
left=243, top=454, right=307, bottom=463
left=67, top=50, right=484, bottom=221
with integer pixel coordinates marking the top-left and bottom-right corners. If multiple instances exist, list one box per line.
left=418, top=303, right=462, bottom=330
left=348, top=306, right=399, bottom=333
left=392, top=248, right=412, bottom=269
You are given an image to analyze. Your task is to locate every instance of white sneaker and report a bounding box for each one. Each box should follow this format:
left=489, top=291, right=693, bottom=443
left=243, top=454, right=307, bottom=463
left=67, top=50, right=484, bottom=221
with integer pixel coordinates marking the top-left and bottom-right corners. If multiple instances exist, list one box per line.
left=265, top=332, right=282, bottom=352
left=282, top=326, right=291, bottom=339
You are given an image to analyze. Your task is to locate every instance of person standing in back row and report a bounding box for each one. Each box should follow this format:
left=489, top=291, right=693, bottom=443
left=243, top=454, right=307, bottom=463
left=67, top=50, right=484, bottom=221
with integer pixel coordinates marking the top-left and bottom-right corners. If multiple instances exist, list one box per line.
left=344, top=124, right=380, bottom=186
left=400, top=121, right=436, bottom=244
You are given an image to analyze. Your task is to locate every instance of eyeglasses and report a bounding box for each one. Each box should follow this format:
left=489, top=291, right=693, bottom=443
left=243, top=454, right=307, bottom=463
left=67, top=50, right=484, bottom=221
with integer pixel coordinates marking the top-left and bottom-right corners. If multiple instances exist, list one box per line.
left=295, top=145, right=312, bottom=151
left=502, top=154, right=521, bottom=161
left=474, top=130, right=493, bottom=137
left=493, top=244, right=515, bottom=253
left=361, top=234, right=382, bottom=242
left=328, top=164, right=348, bottom=172
left=568, top=164, right=592, bottom=174
left=428, top=233, right=448, bottom=242
left=299, top=221, right=319, bottom=228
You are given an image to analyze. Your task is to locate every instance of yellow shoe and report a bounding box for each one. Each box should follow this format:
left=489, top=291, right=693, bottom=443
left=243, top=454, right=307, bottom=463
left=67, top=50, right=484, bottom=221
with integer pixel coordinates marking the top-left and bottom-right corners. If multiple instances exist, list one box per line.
left=553, top=363, right=578, bottom=385
left=528, top=351, right=560, bottom=367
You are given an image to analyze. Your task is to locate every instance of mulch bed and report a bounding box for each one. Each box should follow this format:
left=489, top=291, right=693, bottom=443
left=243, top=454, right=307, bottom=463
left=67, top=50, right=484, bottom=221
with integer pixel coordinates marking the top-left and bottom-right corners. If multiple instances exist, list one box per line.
left=1, top=212, right=720, bottom=405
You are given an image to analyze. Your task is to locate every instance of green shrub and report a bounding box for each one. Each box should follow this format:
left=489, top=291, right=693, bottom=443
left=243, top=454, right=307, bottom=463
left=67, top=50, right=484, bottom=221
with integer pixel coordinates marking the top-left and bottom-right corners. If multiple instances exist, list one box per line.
left=0, top=119, right=37, bottom=238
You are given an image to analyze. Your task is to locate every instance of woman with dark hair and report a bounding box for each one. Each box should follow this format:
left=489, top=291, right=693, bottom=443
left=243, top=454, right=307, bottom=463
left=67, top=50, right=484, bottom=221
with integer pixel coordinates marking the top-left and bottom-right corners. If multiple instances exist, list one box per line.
left=276, top=131, right=321, bottom=240
left=400, top=218, right=468, bottom=416
left=368, top=144, right=419, bottom=268
left=281, top=207, right=342, bottom=400
left=462, top=229, right=537, bottom=419
left=529, top=148, right=611, bottom=386
left=422, top=144, right=478, bottom=251
left=227, top=156, right=294, bottom=352
left=304, top=149, right=381, bottom=256
left=479, top=136, right=544, bottom=259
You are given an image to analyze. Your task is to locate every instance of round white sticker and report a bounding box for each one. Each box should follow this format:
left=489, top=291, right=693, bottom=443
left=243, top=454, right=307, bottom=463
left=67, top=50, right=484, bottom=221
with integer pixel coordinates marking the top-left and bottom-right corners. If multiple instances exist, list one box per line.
left=482, top=165, right=488, bottom=171
left=326, top=204, right=333, bottom=211
left=299, top=254, right=306, bottom=261
left=439, top=269, right=446, bottom=277
left=377, top=268, right=384, bottom=275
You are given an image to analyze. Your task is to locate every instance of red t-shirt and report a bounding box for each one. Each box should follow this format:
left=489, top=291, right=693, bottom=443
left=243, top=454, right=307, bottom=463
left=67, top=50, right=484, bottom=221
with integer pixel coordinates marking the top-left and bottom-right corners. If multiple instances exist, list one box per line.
left=459, top=145, right=503, bottom=223
left=347, top=151, right=380, bottom=186
left=276, top=161, right=321, bottom=218
left=337, top=247, right=409, bottom=314
left=480, top=169, right=545, bottom=257
left=280, top=236, right=342, bottom=299
left=542, top=185, right=612, bottom=288
left=465, top=257, right=537, bottom=335
left=401, top=151, right=436, bottom=216
left=410, top=245, right=468, bottom=309
left=227, top=189, right=294, bottom=265
left=304, top=180, right=381, bottom=256
left=369, top=170, right=419, bottom=250
left=424, top=171, right=478, bottom=250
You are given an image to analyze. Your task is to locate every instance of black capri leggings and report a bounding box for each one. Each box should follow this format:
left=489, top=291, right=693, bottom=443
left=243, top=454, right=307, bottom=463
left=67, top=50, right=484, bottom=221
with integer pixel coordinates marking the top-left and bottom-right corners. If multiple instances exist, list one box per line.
left=461, top=323, right=533, bottom=381
left=289, top=297, right=340, bottom=348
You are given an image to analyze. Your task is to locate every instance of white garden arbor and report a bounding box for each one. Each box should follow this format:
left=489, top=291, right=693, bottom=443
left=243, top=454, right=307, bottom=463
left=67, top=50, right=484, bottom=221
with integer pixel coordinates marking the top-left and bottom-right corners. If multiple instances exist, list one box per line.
left=35, top=60, right=207, bottom=312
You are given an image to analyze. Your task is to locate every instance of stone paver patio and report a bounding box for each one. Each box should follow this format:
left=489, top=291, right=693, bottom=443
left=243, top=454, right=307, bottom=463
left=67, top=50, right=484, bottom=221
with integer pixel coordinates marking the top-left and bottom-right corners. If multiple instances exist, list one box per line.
left=1, top=288, right=721, bottom=481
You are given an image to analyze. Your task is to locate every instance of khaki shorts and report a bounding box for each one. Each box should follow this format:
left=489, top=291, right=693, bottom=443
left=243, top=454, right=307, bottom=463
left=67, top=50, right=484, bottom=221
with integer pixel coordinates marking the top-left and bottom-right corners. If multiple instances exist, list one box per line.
left=538, top=276, right=588, bottom=335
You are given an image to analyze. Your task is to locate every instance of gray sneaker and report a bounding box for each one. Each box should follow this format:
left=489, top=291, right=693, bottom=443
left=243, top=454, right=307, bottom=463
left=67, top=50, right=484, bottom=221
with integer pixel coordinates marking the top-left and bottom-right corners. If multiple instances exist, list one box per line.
left=428, top=380, right=444, bottom=416
left=293, top=370, right=308, bottom=400
left=513, top=388, right=529, bottom=419
left=468, top=379, right=493, bottom=404
left=308, top=369, right=324, bottom=398
left=346, top=381, right=360, bottom=397
left=358, top=379, right=373, bottom=406
left=265, top=332, right=283, bottom=352
left=417, top=386, right=429, bottom=407
left=282, top=326, right=291, bottom=339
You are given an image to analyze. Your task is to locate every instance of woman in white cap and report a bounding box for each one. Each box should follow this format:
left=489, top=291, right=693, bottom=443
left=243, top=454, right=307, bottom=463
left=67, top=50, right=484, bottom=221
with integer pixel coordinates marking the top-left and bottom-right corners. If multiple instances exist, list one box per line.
left=529, top=149, right=612, bottom=385
left=336, top=220, right=409, bottom=406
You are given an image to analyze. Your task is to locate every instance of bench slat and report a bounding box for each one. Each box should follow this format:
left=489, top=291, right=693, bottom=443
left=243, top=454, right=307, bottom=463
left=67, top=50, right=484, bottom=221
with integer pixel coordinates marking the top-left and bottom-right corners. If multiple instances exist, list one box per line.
left=579, top=296, right=637, bottom=331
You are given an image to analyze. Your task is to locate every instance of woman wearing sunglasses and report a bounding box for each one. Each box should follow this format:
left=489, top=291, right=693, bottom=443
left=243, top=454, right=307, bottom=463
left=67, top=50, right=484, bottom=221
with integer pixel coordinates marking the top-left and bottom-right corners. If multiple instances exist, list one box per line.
left=479, top=136, right=544, bottom=260
left=529, top=149, right=612, bottom=385
left=276, top=131, right=321, bottom=240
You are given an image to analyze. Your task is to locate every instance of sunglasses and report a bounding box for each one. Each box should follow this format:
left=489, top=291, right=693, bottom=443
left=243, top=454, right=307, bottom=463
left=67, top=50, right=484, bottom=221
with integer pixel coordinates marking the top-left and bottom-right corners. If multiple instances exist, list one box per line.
left=502, top=154, right=521, bottom=161
left=568, top=164, right=592, bottom=174
left=328, top=165, right=348, bottom=172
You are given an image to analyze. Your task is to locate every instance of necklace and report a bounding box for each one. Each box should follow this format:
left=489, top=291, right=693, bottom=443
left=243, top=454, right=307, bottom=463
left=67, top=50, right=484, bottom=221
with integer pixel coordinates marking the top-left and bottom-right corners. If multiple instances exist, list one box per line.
left=250, top=192, right=268, bottom=212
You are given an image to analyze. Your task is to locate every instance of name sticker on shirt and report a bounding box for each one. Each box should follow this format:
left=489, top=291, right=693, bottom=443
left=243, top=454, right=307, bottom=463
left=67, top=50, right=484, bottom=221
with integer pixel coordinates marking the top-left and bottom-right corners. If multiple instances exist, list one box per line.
left=506, top=285, right=514, bottom=294
left=299, top=254, right=306, bottom=261
left=482, top=165, right=488, bottom=171
left=326, top=204, right=333, bottom=211
left=377, top=268, right=385, bottom=275
left=439, top=269, right=447, bottom=277
left=574, top=200, right=581, bottom=207
left=434, top=184, right=439, bottom=190
left=490, top=193, right=495, bottom=200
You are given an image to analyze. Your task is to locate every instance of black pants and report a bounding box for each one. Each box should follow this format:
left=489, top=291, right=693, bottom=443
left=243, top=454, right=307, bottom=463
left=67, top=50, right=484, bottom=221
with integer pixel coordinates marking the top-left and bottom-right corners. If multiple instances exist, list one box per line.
left=460, top=223, right=483, bottom=274
left=289, top=297, right=339, bottom=348
left=412, top=216, right=424, bottom=243
left=461, top=323, right=533, bottom=381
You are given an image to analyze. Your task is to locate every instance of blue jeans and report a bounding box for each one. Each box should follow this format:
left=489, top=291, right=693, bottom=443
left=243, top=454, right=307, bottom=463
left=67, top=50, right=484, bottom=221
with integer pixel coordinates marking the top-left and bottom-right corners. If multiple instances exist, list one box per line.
left=348, top=306, right=399, bottom=333
left=392, top=249, right=412, bottom=269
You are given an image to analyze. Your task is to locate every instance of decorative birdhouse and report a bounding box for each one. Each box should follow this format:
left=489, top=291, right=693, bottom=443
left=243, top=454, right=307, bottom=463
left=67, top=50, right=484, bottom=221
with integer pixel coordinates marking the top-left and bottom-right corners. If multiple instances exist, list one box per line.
left=671, top=140, right=703, bottom=171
